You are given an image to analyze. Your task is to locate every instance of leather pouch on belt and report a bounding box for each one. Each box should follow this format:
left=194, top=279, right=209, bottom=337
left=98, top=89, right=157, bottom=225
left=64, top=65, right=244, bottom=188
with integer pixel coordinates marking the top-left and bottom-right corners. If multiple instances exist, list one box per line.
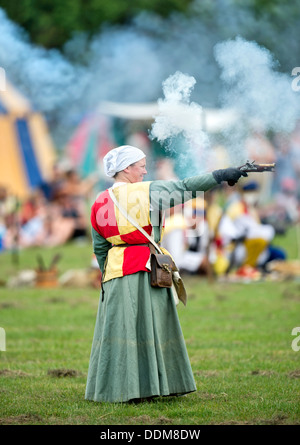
left=150, top=253, right=176, bottom=288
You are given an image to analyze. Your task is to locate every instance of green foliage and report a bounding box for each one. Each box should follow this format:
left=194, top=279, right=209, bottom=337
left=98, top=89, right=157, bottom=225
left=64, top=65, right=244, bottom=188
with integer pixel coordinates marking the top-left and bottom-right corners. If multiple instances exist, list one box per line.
left=1, top=0, right=299, bottom=76
left=0, top=0, right=194, bottom=48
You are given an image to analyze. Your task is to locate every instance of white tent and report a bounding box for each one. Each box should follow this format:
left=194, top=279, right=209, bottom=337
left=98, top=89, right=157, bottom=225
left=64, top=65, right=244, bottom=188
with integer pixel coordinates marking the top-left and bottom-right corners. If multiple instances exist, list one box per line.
left=97, top=101, right=239, bottom=133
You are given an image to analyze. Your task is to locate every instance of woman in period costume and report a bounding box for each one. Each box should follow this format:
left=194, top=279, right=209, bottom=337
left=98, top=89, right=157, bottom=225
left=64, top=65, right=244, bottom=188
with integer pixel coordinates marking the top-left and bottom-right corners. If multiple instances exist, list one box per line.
left=85, top=145, right=246, bottom=403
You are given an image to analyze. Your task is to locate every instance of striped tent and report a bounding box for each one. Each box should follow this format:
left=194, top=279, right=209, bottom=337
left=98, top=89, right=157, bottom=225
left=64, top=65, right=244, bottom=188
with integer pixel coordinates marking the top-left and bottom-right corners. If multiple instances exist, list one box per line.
left=66, top=112, right=117, bottom=179
left=0, top=81, right=56, bottom=200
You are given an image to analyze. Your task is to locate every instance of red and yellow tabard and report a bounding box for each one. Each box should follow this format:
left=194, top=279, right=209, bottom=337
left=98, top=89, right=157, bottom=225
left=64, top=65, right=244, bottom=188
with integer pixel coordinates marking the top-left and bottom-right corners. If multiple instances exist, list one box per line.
left=91, top=181, right=156, bottom=282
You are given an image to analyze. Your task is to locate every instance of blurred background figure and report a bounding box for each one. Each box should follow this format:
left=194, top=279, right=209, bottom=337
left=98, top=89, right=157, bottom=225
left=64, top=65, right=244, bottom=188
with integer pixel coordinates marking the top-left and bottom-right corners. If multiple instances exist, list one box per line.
left=272, top=133, right=299, bottom=195
left=154, top=158, right=178, bottom=181
left=162, top=197, right=212, bottom=276
left=0, top=186, right=18, bottom=252
left=260, top=177, right=300, bottom=235
left=216, top=180, right=286, bottom=278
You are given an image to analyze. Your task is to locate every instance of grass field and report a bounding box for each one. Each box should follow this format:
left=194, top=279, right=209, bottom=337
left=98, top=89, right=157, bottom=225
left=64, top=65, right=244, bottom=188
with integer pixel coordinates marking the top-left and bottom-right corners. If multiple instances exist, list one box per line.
left=0, top=230, right=300, bottom=425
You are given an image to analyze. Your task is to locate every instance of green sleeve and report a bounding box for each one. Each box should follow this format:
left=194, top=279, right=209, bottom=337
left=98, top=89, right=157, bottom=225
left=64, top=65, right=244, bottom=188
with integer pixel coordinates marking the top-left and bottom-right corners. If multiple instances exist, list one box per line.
left=92, top=228, right=112, bottom=273
left=149, top=172, right=217, bottom=210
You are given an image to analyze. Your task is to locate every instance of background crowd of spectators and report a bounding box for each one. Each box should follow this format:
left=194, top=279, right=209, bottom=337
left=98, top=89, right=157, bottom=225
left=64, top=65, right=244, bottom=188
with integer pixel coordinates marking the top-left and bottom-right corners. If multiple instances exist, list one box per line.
left=0, top=165, right=97, bottom=251
left=1, top=126, right=300, bottom=281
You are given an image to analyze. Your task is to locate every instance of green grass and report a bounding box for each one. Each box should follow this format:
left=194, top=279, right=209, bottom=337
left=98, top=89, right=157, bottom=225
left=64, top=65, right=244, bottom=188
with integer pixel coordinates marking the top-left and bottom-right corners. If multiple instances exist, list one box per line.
left=0, top=229, right=300, bottom=425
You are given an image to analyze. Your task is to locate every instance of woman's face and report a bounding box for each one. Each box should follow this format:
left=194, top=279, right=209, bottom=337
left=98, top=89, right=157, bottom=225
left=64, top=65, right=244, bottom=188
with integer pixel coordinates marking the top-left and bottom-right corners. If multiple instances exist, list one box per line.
left=126, top=158, right=147, bottom=183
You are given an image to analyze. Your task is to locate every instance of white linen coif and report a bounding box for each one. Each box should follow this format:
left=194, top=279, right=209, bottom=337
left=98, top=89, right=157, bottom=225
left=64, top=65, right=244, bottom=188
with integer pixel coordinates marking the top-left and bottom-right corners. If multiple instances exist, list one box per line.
left=103, top=145, right=146, bottom=177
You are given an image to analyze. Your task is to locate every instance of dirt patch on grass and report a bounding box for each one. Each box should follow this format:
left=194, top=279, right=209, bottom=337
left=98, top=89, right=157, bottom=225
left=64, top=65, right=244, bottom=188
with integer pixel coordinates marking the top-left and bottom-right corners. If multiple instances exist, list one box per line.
left=47, top=368, right=83, bottom=378
left=217, top=414, right=296, bottom=425
left=281, top=289, right=300, bottom=301
left=0, top=302, right=21, bottom=309
left=45, top=296, right=66, bottom=304
left=197, top=391, right=228, bottom=401
left=255, top=414, right=291, bottom=425
left=128, top=415, right=174, bottom=425
left=0, top=413, right=43, bottom=425
left=0, top=369, right=30, bottom=377
left=194, top=370, right=220, bottom=378
left=288, top=369, right=300, bottom=378
left=197, top=391, right=217, bottom=400
left=250, top=369, right=275, bottom=376
left=216, top=420, right=251, bottom=425
left=215, top=294, right=228, bottom=301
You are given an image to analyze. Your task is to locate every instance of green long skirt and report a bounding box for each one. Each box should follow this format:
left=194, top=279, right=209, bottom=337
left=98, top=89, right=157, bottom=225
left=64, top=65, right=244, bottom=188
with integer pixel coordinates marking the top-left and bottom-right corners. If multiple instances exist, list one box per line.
left=85, top=272, right=196, bottom=403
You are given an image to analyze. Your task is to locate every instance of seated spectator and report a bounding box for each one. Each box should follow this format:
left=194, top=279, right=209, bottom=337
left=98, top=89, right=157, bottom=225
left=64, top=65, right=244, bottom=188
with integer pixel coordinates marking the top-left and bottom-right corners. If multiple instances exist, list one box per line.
left=259, top=177, right=300, bottom=234
left=217, top=180, right=286, bottom=276
left=54, top=188, right=87, bottom=240
left=161, top=198, right=212, bottom=275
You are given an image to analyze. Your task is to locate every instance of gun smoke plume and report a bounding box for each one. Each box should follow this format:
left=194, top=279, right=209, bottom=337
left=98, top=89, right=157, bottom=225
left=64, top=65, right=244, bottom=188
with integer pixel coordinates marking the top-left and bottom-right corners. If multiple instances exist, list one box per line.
left=214, top=37, right=300, bottom=164
left=0, top=1, right=299, bottom=176
left=150, top=37, right=300, bottom=173
left=150, top=71, right=210, bottom=175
